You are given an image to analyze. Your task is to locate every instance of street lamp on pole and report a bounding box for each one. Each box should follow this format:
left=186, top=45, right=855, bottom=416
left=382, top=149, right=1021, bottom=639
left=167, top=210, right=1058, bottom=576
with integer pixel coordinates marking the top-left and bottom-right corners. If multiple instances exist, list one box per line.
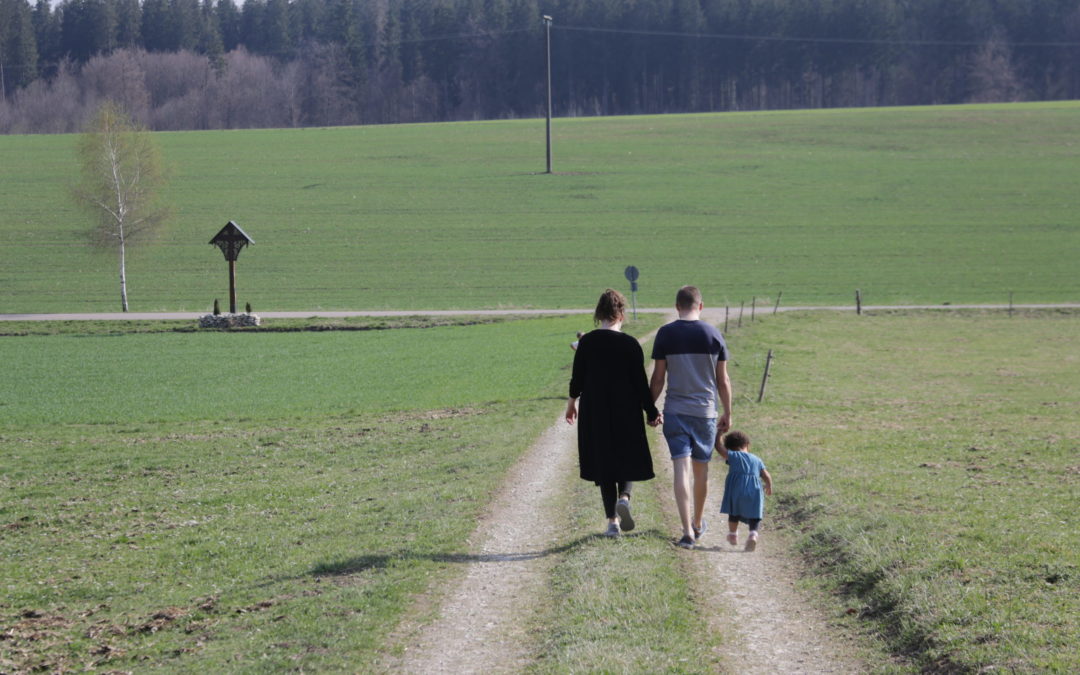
left=543, top=15, right=553, bottom=174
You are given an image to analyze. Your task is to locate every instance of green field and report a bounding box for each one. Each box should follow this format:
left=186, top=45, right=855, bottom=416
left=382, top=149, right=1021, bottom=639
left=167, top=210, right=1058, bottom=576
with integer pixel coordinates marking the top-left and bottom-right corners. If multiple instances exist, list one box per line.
left=0, top=316, right=582, bottom=427
left=730, top=308, right=1079, bottom=672
left=2, top=310, right=1077, bottom=672
left=3, top=101, right=1079, bottom=673
left=0, top=314, right=646, bottom=672
left=2, top=102, right=1079, bottom=313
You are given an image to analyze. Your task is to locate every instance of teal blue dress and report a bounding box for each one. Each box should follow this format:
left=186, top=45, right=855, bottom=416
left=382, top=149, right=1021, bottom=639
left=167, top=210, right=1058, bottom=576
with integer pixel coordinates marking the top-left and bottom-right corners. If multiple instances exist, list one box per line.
left=719, top=451, right=766, bottom=521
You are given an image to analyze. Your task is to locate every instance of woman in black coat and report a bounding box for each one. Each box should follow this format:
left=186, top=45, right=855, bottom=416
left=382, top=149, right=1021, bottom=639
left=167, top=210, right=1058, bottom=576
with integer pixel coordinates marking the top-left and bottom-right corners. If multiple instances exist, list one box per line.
left=565, top=289, right=661, bottom=536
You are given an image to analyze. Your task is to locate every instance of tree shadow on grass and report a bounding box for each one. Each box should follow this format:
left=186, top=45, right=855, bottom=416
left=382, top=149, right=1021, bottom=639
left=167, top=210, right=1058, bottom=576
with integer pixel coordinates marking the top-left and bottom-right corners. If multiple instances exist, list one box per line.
left=309, top=529, right=668, bottom=577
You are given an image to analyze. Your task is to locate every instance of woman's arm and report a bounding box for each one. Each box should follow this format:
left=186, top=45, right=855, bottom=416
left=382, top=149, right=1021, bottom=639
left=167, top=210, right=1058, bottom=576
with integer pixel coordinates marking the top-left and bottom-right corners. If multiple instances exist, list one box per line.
left=633, top=341, right=661, bottom=425
left=568, top=338, right=585, bottom=411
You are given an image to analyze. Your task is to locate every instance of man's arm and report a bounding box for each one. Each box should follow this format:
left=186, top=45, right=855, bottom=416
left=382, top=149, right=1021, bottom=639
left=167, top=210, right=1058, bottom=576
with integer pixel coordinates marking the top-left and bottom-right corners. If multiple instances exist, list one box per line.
left=716, top=359, right=732, bottom=433
left=649, top=359, right=667, bottom=404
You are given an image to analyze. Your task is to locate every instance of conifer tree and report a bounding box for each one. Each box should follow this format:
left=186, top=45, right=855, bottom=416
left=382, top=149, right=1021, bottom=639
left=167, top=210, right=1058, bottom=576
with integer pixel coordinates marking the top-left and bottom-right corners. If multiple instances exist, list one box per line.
left=114, top=0, right=142, bottom=48
left=215, top=0, right=241, bottom=52
left=1, top=0, right=39, bottom=94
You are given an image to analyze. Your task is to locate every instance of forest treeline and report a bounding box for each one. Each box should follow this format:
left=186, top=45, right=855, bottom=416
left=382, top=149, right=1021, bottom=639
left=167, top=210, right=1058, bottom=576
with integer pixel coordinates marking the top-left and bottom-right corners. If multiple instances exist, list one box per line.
left=2, top=0, right=1080, bottom=133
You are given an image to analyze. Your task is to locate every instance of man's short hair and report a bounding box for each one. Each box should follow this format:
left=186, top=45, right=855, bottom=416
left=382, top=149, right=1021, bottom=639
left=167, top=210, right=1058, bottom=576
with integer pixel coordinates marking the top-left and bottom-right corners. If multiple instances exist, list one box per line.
left=675, top=285, right=702, bottom=310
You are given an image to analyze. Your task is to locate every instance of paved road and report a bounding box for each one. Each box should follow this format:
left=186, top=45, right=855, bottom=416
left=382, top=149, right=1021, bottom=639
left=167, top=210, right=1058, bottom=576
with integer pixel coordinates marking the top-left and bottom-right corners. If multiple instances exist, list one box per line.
left=1, top=303, right=1078, bottom=321
left=0, top=309, right=602, bottom=321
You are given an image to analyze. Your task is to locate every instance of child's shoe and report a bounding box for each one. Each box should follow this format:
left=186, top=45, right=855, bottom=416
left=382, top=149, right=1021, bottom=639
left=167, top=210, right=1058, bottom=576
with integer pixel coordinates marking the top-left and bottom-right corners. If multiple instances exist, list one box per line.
left=726, top=532, right=738, bottom=546
left=744, top=531, right=759, bottom=552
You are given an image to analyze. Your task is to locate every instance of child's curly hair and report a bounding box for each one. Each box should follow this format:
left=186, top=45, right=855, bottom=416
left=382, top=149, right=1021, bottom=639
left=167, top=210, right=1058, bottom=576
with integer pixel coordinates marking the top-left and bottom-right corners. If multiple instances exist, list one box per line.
left=723, top=430, right=751, bottom=451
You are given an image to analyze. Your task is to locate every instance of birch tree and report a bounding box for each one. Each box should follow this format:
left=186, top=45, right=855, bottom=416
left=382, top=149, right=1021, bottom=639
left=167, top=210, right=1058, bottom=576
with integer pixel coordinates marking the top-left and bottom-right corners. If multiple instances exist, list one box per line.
left=73, top=101, right=169, bottom=311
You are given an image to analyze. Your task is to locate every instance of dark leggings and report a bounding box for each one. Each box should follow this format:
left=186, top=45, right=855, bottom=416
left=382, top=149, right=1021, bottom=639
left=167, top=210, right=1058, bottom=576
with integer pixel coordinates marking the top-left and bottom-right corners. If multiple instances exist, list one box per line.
left=599, top=481, right=633, bottom=519
left=729, top=515, right=762, bottom=532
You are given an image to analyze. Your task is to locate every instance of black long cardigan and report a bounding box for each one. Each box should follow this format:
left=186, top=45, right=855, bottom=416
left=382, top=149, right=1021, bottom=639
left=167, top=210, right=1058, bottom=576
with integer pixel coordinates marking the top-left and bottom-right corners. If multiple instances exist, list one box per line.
left=569, top=329, right=660, bottom=484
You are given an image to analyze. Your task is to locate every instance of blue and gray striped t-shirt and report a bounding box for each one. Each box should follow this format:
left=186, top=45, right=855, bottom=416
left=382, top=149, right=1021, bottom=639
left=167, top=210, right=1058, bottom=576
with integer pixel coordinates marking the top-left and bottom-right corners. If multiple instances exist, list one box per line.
left=651, top=319, right=728, bottom=418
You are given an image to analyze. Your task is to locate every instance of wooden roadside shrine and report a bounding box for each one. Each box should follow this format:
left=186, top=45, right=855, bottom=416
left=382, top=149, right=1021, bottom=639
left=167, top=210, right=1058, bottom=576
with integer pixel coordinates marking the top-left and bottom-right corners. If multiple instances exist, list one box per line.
left=209, top=221, right=254, bottom=314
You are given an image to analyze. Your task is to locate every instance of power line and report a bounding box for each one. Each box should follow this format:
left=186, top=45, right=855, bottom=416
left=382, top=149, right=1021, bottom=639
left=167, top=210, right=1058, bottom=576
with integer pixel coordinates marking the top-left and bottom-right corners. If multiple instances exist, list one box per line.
left=557, top=23, right=1080, bottom=49
left=390, top=27, right=531, bottom=46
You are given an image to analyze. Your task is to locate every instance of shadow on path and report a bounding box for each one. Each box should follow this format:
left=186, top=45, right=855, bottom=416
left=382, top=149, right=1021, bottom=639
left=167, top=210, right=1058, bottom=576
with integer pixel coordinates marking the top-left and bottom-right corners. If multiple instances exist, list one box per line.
left=308, top=528, right=672, bottom=577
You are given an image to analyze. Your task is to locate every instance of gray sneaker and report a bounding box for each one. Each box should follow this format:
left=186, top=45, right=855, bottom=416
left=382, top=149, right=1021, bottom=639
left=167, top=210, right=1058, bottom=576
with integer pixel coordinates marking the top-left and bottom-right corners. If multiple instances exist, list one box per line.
left=615, top=498, right=635, bottom=532
left=604, top=522, right=620, bottom=537
left=693, top=519, right=707, bottom=540
left=676, top=535, right=695, bottom=549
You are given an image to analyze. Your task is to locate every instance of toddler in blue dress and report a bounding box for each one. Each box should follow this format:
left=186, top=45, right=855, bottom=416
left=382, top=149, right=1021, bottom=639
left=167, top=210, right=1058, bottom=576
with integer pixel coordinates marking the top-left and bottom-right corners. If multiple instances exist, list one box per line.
left=718, top=430, right=773, bottom=551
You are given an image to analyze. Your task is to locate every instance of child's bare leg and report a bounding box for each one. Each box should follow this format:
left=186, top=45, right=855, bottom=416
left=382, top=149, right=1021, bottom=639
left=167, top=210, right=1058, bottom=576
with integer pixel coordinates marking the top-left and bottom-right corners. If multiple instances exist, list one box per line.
left=726, top=516, right=739, bottom=545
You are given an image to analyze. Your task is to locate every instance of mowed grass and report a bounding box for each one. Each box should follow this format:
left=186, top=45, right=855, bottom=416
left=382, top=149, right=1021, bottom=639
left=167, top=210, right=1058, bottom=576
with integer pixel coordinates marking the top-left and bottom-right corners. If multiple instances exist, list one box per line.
left=726, top=309, right=1079, bottom=672
left=0, top=316, right=585, bottom=426
left=529, top=462, right=724, bottom=673
left=0, top=314, right=663, bottom=673
left=2, top=102, right=1079, bottom=313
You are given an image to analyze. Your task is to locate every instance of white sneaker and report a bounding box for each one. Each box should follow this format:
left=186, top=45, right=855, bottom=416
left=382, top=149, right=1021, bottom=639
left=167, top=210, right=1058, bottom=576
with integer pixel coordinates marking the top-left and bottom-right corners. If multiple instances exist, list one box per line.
left=745, top=531, right=759, bottom=552
left=615, top=498, right=635, bottom=532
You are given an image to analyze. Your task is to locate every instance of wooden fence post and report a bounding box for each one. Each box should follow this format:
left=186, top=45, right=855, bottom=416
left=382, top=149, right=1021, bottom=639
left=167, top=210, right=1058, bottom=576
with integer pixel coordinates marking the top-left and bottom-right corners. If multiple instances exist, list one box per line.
left=773, top=291, right=782, bottom=315
left=757, top=349, right=774, bottom=403
left=725, top=305, right=729, bottom=334
left=856, top=289, right=862, bottom=316
left=1009, top=291, right=1014, bottom=317
left=738, top=301, right=744, bottom=328
left=751, top=296, right=756, bottom=322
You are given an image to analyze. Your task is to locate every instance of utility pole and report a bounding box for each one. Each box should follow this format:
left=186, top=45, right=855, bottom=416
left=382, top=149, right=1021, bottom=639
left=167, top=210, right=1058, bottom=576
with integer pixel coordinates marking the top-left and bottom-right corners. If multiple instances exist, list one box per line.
left=543, top=15, right=553, bottom=174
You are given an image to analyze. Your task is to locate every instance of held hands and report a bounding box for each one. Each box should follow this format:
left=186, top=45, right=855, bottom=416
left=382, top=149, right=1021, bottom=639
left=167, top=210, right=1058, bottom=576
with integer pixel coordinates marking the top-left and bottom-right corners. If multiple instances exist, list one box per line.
left=648, top=412, right=663, bottom=427
left=717, top=412, right=732, bottom=434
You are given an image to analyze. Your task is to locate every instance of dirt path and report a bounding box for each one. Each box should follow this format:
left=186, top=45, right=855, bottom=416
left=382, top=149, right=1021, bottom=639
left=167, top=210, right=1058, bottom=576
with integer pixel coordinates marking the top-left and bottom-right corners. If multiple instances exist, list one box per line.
left=389, top=320, right=865, bottom=673
left=659, top=456, right=860, bottom=673
left=392, top=416, right=578, bottom=673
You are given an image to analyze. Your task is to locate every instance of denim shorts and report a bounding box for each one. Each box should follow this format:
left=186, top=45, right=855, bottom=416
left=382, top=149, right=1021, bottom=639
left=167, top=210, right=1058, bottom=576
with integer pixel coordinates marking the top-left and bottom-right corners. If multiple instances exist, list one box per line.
left=662, top=413, right=717, bottom=462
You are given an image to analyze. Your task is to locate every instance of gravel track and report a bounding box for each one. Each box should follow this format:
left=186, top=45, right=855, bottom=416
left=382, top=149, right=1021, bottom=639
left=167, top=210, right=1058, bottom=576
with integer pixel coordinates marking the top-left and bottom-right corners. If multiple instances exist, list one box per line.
left=387, top=320, right=865, bottom=673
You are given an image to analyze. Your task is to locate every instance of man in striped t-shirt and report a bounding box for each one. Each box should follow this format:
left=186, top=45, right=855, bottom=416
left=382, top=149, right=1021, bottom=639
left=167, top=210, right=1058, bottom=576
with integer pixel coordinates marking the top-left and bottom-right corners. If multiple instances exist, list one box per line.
left=650, top=286, right=732, bottom=549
